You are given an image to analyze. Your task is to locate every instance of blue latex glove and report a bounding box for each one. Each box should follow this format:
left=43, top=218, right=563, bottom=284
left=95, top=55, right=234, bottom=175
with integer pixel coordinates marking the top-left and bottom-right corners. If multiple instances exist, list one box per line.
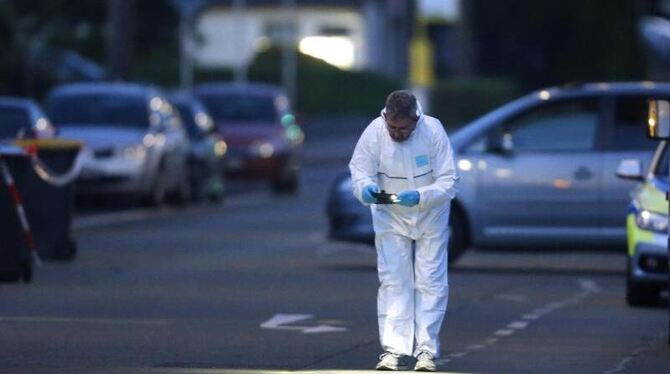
left=362, top=184, right=380, bottom=204
left=397, top=190, right=420, bottom=207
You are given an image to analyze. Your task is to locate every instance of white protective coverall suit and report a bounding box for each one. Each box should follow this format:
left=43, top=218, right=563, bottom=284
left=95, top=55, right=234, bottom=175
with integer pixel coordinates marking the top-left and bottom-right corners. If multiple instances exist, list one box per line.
left=349, top=105, right=457, bottom=357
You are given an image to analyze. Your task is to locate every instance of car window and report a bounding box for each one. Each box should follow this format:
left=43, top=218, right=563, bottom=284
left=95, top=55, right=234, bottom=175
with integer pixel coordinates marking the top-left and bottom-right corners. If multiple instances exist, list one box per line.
left=501, top=99, right=599, bottom=152
left=0, top=107, right=31, bottom=139
left=198, top=93, right=277, bottom=124
left=47, top=93, right=149, bottom=128
left=610, top=96, right=658, bottom=151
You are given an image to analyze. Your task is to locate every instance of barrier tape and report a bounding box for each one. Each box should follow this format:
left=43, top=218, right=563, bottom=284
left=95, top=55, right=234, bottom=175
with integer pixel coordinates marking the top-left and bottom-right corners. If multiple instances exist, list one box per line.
left=0, top=156, right=42, bottom=266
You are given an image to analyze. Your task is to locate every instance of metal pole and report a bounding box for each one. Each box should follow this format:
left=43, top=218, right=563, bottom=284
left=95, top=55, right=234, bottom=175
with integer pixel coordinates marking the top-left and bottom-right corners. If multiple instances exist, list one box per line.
left=233, top=0, right=248, bottom=84
left=281, top=0, right=297, bottom=107
left=178, top=12, right=190, bottom=89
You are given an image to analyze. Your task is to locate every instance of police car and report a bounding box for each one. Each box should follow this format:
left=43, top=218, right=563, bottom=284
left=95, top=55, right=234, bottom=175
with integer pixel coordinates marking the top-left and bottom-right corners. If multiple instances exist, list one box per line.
left=617, top=140, right=669, bottom=306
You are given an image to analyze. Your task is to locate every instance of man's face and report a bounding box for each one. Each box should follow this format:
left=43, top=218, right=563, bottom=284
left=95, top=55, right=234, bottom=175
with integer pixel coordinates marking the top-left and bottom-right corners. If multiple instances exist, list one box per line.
left=383, top=113, right=417, bottom=142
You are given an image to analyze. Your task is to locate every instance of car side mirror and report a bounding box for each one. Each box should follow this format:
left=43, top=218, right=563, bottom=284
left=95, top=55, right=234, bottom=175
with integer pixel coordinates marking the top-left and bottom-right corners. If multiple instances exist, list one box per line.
left=487, top=130, right=514, bottom=155
left=648, top=99, right=670, bottom=139
left=616, top=159, right=644, bottom=181
left=500, top=133, right=514, bottom=154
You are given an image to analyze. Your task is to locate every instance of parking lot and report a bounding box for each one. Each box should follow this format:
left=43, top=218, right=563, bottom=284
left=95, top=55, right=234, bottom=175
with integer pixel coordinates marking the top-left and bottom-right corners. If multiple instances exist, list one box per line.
left=1, top=117, right=669, bottom=373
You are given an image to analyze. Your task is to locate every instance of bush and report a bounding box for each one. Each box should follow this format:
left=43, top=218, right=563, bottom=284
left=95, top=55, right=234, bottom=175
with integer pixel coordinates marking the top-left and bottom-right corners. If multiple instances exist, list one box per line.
left=196, top=46, right=402, bottom=115
left=429, top=77, right=521, bottom=126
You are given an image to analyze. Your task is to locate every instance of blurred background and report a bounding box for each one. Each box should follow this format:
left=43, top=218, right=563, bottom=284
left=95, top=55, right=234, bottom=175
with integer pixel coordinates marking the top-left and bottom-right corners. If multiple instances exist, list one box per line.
left=2, top=0, right=670, bottom=124
left=2, top=1, right=670, bottom=372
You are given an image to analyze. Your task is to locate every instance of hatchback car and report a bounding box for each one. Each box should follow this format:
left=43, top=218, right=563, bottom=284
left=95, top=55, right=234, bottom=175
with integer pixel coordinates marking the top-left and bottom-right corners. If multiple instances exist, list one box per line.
left=46, top=83, right=191, bottom=205
left=0, top=97, right=56, bottom=140
left=328, top=82, right=670, bottom=263
left=617, top=141, right=668, bottom=306
left=194, top=83, right=303, bottom=194
left=169, top=93, right=227, bottom=202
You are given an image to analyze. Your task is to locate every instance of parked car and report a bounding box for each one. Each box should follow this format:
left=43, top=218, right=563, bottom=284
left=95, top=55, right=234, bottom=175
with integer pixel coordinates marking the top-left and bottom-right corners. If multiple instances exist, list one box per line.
left=45, top=82, right=191, bottom=205
left=169, top=93, right=227, bottom=202
left=194, top=83, right=303, bottom=194
left=0, top=97, right=56, bottom=140
left=616, top=141, right=669, bottom=306
left=327, top=82, right=670, bottom=263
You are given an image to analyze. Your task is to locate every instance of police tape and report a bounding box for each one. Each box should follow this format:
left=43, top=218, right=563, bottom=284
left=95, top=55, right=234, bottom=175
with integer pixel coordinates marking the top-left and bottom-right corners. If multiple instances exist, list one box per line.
left=0, top=156, right=42, bottom=266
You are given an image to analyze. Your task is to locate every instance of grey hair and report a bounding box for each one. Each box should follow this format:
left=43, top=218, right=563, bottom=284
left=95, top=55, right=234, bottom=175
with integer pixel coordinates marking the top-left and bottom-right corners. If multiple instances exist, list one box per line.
left=384, top=90, right=419, bottom=121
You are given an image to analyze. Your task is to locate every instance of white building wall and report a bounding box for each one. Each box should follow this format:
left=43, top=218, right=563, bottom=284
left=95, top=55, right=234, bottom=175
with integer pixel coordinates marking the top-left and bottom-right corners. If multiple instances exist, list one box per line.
left=195, top=6, right=365, bottom=70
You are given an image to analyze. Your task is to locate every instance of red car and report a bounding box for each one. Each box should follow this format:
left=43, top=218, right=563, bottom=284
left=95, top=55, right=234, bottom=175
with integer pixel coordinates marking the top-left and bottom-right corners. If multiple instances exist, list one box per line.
left=194, top=83, right=303, bottom=194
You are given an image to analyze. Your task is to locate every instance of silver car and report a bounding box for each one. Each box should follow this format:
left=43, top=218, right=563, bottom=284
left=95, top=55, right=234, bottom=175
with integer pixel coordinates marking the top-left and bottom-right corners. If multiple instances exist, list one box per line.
left=0, top=97, right=56, bottom=140
left=46, top=83, right=191, bottom=205
left=327, top=82, right=669, bottom=262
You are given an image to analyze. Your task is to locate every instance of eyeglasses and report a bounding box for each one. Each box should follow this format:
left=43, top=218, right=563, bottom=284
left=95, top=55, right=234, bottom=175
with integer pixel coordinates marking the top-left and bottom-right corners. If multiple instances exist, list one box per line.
left=384, top=115, right=417, bottom=135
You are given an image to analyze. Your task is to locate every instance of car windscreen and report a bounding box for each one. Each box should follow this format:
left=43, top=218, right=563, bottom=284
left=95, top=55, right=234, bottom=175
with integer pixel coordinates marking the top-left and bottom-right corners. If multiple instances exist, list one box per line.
left=47, top=93, right=149, bottom=127
left=198, top=93, right=276, bottom=123
left=0, top=107, right=31, bottom=139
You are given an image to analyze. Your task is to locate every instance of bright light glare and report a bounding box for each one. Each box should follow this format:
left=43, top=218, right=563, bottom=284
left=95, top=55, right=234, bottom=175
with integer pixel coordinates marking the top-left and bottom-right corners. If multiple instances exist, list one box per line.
left=539, top=90, right=551, bottom=101
left=35, top=118, right=49, bottom=131
left=214, top=140, right=227, bottom=157
left=299, top=36, right=355, bottom=69
left=457, top=159, right=472, bottom=171
left=150, top=97, right=163, bottom=111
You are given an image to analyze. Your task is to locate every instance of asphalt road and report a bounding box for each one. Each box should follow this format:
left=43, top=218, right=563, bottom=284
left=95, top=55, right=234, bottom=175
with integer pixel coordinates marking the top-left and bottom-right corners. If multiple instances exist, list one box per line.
left=1, top=117, right=669, bottom=373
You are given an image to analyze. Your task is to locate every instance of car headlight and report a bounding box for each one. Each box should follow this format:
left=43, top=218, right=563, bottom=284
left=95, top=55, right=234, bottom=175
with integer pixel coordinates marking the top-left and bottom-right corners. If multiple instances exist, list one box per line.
left=635, top=209, right=668, bottom=233
left=249, top=141, right=275, bottom=159
left=122, top=144, right=147, bottom=161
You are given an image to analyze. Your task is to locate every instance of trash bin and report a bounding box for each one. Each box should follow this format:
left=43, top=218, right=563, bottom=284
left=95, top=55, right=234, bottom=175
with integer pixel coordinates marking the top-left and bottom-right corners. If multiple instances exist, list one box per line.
left=13, top=139, right=82, bottom=261
left=0, top=146, right=33, bottom=283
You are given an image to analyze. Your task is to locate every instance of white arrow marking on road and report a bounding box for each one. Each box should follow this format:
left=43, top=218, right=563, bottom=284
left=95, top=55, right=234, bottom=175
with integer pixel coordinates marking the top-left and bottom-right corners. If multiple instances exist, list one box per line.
left=260, top=314, right=347, bottom=334
left=302, top=325, right=348, bottom=334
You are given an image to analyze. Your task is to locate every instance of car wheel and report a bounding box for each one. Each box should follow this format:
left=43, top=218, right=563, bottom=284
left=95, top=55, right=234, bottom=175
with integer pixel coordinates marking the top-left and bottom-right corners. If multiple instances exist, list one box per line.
left=172, top=165, right=192, bottom=206
left=448, top=208, right=468, bottom=264
left=22, top=261, right=33, bottom=283
left=272, top=172, right=299, bottom=195
left=144, top=167, right=167, bottom=207
left=626, top=259, right=659, bottom=307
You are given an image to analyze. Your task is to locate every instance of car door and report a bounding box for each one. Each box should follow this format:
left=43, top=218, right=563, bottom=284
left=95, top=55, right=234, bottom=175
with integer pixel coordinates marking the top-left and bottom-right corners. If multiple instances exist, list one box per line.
left=476, top=97, right=604, bottom=246
left=600, top=95, right=660, bottom=240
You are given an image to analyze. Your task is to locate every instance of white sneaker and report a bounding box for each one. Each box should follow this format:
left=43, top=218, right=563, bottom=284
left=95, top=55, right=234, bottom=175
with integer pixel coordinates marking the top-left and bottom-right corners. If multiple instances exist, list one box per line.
left=414, top=351, right=436, bottom=372
left=376, top=352, right=406, bottom=371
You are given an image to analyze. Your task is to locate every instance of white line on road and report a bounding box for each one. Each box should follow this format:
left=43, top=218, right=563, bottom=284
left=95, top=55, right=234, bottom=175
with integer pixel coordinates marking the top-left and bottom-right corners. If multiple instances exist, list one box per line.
left=0, top=316, right=173, bottom=326
left=444, top=278, right=602, bottom=363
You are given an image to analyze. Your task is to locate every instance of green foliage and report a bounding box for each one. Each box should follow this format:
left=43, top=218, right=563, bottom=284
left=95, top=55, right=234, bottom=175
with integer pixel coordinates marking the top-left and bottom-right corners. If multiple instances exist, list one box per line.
left=249, top=46, right=402, bottom=114
left=471, top=0, right=646, bottom=90
left=429, top=77, right=521, bottom=127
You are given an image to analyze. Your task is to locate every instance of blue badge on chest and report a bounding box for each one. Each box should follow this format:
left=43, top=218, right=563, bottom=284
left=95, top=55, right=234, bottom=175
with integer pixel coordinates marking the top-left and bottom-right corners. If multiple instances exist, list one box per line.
left=415, top=154, right=429, bottom=168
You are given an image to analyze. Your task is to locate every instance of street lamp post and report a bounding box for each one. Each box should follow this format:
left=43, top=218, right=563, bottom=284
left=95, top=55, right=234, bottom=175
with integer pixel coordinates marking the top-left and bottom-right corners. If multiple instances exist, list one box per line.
left=281, top=0, right=297, bottom=107
left=169, top=0, right=207, bottom=90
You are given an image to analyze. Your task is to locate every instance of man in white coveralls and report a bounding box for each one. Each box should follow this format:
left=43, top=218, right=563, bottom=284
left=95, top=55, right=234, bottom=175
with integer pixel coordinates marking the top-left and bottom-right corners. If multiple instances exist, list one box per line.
left=349, top=90, right=457, bottom=371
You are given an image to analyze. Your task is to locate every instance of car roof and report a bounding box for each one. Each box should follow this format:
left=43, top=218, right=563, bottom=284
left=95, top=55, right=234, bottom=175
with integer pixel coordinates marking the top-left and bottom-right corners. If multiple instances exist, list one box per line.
left=48, top=82, right=161, bottom=98
left=450, top=81, right=670, bottom=149
left=194, top=82, right=284, bottom=97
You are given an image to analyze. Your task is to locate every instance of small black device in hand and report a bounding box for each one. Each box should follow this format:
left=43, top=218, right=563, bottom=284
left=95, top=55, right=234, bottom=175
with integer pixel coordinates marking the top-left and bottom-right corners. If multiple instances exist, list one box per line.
left=371, top=190, right=400, bottom=204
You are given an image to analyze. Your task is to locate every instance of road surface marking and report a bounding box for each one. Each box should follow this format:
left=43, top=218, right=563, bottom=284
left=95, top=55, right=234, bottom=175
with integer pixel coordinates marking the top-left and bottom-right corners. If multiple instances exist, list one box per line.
left=507, top=321, right=528, bottom=329
left=444, top=278, right=602, bottom=363
left=260, top=313, right=347, bottom=334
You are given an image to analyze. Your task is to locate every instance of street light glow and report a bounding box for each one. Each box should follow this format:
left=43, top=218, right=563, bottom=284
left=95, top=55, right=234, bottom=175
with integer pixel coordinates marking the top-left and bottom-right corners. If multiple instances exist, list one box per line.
left=299, top=36, right=355, bottom=69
